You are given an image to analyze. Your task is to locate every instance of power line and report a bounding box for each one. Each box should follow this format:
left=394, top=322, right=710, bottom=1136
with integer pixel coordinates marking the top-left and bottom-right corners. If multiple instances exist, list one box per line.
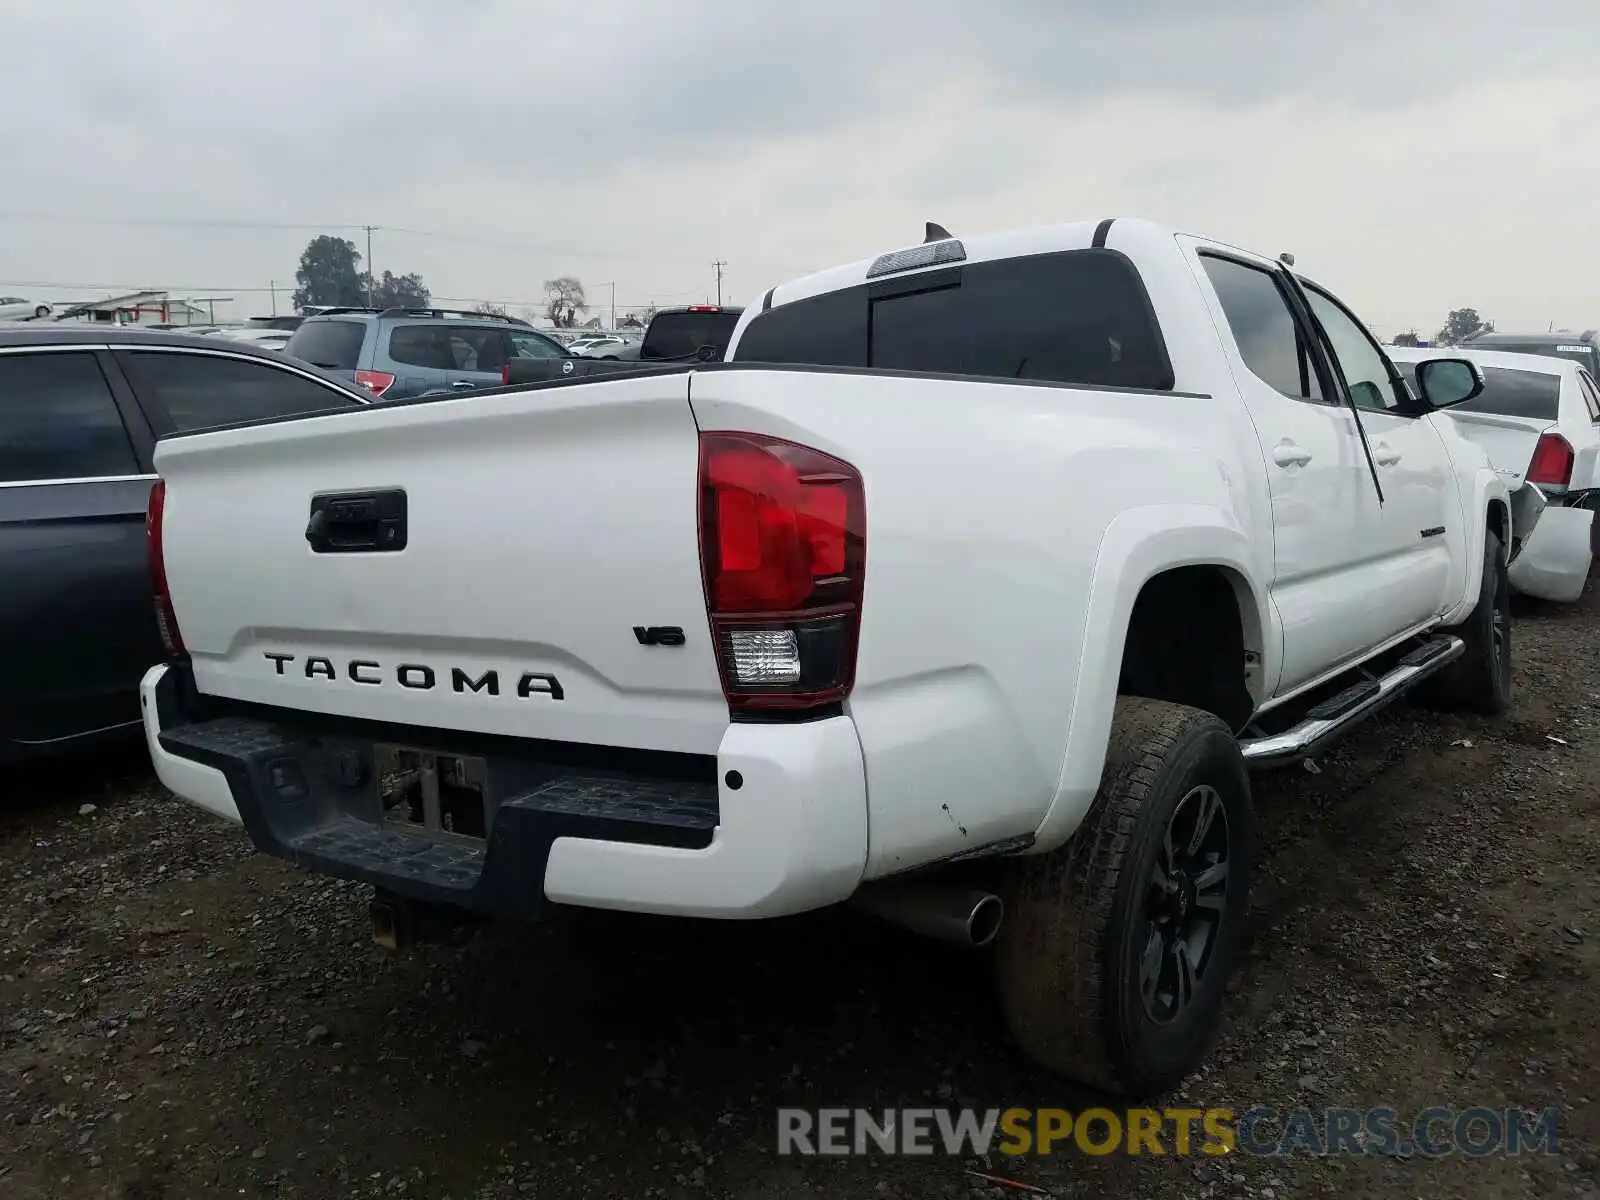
left=0, top=278, right=708, bottom=311
left=0, top=212, right=366, bottom=232
left=0, top=211, right=712, bottom=266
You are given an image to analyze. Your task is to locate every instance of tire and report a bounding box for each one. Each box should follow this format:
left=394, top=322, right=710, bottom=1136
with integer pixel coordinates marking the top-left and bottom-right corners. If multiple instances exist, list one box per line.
left=33, top=305, right=49, bottom=320
left=1423, top=530, right=1511, bottom=716
left=994, top=697, right=1254, bottom=1097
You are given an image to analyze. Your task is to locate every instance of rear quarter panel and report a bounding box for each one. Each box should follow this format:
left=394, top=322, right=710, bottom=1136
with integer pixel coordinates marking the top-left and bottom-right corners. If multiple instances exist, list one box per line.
left=688, top=366, right=1268, bottom=876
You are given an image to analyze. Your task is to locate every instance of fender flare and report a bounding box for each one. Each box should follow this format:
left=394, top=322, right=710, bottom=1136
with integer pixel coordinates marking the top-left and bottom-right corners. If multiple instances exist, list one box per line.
left=1442, top=467, right=1512, bottom=627
left=1029, top=505, right=1270, bottom=854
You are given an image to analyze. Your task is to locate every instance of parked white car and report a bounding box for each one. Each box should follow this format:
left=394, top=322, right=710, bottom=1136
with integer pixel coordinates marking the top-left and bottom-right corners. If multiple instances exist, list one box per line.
left=0, top=296, right=51, bottom=321
left=208, top=326, right=295, bottom=352
left=1389, top=345, right=1597, bottom=601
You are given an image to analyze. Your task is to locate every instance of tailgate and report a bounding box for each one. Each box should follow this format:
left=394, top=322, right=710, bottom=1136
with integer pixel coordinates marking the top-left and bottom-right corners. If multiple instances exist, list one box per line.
left=153, top=375, right=729, bottom=755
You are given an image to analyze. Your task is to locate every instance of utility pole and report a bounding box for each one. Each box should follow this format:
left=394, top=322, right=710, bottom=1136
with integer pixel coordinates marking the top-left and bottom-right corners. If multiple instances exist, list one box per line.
left=269, top=280, right=277, bottom=316
left=364, top=225, right=378, bottom=307
left=597, top=281, right=615, bottom=330
left=712, top=260, right=727, bottom=307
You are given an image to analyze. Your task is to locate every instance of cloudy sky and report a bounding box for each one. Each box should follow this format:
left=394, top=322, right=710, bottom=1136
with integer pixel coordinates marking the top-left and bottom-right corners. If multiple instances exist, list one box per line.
left=2, top=0, right=1597, bottom=336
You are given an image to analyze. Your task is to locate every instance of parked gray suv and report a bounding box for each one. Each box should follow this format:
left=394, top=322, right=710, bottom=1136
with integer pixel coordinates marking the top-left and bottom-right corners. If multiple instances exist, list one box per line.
left=283, top=307, right=569, bottom=400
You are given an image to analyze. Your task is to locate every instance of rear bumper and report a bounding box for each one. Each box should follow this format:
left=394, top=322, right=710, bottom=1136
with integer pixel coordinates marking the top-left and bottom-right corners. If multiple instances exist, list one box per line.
left=1508, top=501, right=1595, bottom=603
left=140, top=663, right=868, bottom=919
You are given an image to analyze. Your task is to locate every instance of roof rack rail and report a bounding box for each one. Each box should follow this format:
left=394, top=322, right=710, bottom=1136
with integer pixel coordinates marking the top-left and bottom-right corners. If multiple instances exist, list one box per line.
left=377, top=307, right=531, bottom=326
left=305, top=306, right=382, bottom=317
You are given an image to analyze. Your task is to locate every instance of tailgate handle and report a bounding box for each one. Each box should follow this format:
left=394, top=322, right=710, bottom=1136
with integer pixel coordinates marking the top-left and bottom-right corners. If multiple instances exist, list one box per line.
left=306, top=490, right=407, bottom=554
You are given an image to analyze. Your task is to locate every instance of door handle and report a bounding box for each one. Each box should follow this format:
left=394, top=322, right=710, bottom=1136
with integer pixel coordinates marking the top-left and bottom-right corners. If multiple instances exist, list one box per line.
left=450, top=380, right=478, bottom=390
left=1271, top=441, right=1313, bottom=468
left=1374, top=444, right=1401, bottom=466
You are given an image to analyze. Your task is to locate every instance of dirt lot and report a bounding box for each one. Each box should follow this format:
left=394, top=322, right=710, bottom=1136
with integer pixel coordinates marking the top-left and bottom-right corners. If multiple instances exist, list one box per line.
left=2, top=583, right=1597, bottom=1200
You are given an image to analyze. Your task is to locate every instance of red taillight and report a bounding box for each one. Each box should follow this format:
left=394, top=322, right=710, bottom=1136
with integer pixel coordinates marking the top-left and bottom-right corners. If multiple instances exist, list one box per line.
left=501, top=364, right=511, bottom=385
left=354, top=370, right=395, bottom=397
left=1527, top=433, right=1574, bottom=487
left=698, top=432, right=865, bottom=714
left=687, top=305, right=721, bottom=313
left=146, top=479, right=185, bottom=657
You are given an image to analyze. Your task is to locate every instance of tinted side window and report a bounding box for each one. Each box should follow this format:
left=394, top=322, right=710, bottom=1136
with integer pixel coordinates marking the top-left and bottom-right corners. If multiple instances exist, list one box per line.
left=1200, top=255, right=1322, bottom=402
left=734, top=250, right=1173, bottom=390
left=387, top=325, right=456, bottom=370
left=0, top=352, right=139, bottom=482
left=1452, top=367, right=1562, bottom=421
left=509, top=330, right=565, bottom=360
left=119, top=351, right=362, bottom=433
left=284, top=320, right=366, bottom=370
left=387, top=325, right=506, bottom=372
left=1302, top=287, right=1403, bottom=414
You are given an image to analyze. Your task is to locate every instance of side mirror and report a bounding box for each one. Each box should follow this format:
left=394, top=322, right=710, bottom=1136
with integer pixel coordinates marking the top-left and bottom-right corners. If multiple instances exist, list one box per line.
left=1415, top=358, right=1484, bottom=410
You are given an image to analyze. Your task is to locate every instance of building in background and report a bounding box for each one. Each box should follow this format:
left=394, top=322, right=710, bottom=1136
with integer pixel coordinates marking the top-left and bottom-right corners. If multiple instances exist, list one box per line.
left=54, top=291, right=228, bottom=326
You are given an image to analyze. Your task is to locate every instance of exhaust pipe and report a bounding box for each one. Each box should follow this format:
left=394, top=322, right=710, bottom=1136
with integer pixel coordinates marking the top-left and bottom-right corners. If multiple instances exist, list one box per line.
left=851, top=883, right=1004, bottom=948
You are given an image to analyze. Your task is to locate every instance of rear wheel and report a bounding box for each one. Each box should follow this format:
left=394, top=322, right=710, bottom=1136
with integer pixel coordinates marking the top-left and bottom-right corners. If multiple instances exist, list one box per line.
left=33, top=305, right=48, bottom=320
left=1423, top=530, right=1511, bottom=716
left=994, top=697, right=1254, bottom=1096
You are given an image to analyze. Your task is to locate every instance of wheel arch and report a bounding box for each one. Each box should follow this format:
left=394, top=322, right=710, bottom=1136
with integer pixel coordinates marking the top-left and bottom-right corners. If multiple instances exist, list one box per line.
left=1030, top=506, right=1272, bottom=855
left=1442, top=469, right=1512, bottom=626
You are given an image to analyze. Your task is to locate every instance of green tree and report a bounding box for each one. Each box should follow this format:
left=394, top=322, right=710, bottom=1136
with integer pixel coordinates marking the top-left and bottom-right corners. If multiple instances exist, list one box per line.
left=292, top=235, right=364, bottom=309
left=1392, top=330, right=1421, bottom=347
left=1434, top=308, right=1494, bottom=346
left=364, top=270, right=431, bottom=309
left=543, top=277, right=586, bottom=327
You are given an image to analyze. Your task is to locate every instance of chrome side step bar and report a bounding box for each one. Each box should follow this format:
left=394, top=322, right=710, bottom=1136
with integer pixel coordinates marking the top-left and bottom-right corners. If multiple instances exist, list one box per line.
left=1239, top=635, right=1465, bottom=768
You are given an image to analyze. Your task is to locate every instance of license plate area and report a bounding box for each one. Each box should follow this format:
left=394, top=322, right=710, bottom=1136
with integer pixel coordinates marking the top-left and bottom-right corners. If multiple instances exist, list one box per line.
left=376, top=745, right=489, bottom=843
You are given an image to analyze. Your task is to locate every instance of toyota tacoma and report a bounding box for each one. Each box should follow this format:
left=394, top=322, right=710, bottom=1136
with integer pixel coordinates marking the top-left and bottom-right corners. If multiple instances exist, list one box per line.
left=141, top=218, right=1518, bottom=1095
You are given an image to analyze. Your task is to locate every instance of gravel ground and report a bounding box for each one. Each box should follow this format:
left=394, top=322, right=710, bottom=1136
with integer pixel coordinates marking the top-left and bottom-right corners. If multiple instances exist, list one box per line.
left=2, top=578, right=1596, bottom=1200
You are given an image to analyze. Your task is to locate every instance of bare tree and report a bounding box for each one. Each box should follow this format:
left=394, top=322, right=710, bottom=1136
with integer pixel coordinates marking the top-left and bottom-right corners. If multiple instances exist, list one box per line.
left=472, top=301, right=509, bottom=317
left=543, top=277, right=587, bottom=328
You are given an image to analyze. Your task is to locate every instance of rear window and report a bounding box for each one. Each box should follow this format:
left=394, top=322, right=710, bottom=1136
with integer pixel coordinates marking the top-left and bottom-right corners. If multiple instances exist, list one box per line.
left=641, top=311, right=742, bottom=360
left=285, top=320, right=366, bottom=370
left=731, top=249, right=1174, bottom=391
left=1475, top=342, right=1600, bottom=376
left=1452, top=366, right=1562, bottom=421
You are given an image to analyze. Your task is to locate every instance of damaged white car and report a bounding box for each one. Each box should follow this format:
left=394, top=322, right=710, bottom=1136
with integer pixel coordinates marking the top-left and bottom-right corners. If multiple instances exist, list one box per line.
left=1390, top=344, right=1597, bottom=602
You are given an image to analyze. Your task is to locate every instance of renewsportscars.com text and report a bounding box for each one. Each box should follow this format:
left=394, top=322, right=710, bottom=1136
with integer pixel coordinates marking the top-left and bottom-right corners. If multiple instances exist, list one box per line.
left=776, top=1106, right=1560, bottom=1158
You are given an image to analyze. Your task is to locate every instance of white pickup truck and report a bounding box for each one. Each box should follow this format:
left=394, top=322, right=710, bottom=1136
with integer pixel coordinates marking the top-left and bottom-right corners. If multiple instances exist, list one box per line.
left=142, top=218, right=1518, bottom=1097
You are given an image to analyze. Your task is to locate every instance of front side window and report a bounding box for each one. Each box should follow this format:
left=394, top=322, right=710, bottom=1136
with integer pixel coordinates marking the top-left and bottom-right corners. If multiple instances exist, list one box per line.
left=118, top=351, right=363, bottom=433
left=1200, top=254, right=1322, bottom=402
left=1302, top=285, right=1404, bottom=414
left=0, top=352, right=138, bottom=482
